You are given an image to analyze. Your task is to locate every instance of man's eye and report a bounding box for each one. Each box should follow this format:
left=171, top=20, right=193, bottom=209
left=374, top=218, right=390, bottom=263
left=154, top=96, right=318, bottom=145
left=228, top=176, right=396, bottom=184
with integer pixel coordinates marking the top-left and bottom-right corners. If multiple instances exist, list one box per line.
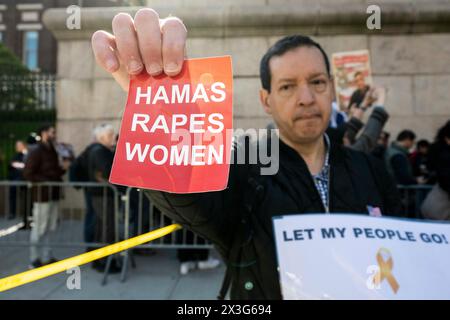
left=310, top=79, right=327, bottom=92
left=311, top=79, right=326, bottom=85
left=280, top=84, right=294, bottom=91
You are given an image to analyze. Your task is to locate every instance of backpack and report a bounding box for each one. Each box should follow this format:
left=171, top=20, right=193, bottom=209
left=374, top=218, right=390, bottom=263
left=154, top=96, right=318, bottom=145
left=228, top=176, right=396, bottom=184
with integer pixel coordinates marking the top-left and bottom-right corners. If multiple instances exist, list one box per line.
left=69, top=144, right=97, bottom=189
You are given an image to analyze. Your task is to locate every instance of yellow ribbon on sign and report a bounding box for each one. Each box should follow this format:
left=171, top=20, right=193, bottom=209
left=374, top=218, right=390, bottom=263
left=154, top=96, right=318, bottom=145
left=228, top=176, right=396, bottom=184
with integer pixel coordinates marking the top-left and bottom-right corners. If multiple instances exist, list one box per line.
left=374, top=247, right=399, bottom=294
left=0, top=224, right=182, bottom=293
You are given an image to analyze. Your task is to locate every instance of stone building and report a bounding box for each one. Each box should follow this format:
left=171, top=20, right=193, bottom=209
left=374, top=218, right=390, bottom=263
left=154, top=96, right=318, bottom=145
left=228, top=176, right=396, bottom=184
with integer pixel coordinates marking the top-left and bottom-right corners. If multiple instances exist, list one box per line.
left=0, top=0, right=130, bottom=73
left=42, top=0, right=450, bottom=154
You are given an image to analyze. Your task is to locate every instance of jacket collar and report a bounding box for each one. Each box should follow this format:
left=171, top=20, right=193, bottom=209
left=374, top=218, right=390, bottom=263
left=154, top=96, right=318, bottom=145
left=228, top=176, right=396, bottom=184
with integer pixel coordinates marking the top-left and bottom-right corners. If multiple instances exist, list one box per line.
left=391, top=141, right=409, bottom=155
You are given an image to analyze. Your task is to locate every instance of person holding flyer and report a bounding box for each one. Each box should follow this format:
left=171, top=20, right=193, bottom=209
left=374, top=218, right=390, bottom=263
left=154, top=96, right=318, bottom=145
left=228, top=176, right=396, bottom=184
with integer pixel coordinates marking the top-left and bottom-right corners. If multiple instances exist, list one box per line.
left=92, top=8, right=401, bottom=299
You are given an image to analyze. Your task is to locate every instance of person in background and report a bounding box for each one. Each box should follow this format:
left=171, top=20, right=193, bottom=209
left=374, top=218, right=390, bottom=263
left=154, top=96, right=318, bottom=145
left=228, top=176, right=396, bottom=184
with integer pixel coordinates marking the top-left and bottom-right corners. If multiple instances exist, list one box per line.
left=55, top=142, right=75, bottom=165
left=385, top=130, right=424, bottom=185
left=421, top=121, right=450, bottom=220
left=86, top=124, right=121, bottom=273
left=69, top=130, right=101, bottom=247
left=177, top=233, right=221, bottom=275
left=372, top=131, right=390, bottom=161
left=347, top=71, right=370, bottom=110
left=7, top=140, right=28, bottom=220
left=26, top=134, right=38, bottom=153
left=341, top=87, right=389, bottom=154
left=409, top=139, right=430, bottom=182
left=427, top=121, right=450, bottom=197
left=19, top=134, right=39, bottom=229
left=385, top=130, right=425, bottom=218
left=328, top=101, right=348, bottom=129
left=23, top=125, right=69, bottom=269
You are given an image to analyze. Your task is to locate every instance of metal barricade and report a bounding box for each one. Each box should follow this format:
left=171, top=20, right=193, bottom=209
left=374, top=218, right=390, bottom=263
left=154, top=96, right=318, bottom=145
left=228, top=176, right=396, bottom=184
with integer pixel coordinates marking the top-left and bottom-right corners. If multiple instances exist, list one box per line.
left=0, top=181, right=214, bottom=284
left=121, top=186, right=213, bottom=249
left=0, top=181, right=120, bottom=249
left=119, top=187, right=213, bottom=282
left=0, top=182, right=213, bottom=249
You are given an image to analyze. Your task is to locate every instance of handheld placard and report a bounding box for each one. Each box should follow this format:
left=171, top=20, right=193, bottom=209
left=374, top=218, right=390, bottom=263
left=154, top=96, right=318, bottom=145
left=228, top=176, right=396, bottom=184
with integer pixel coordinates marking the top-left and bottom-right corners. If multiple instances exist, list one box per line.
left=109, top=56, right=233, bottom=193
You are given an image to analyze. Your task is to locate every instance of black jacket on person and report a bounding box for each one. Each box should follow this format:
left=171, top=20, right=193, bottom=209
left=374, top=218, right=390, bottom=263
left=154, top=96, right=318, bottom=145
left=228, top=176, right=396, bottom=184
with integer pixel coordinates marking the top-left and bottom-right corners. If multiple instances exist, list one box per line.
left=8, top=152, right=26, bottom=181
left=385, top=142, right=416, bottom=185
left=87, top=143, right=114, bottom=196
left=144, top=133, right=401, bottom=300
left=427, top=141, right=450, bottom=195
left=23, top=142, right=65, bottom=202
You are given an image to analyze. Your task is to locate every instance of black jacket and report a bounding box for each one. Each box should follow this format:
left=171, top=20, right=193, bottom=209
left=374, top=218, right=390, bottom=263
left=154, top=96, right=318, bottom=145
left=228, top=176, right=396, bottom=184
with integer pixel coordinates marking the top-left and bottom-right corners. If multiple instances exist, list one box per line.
left=144, top=134, right=401, bottom=300
left=23, top=142, right=65, bottom=202
left=8, top=152, right=26, bottom=180
left=87, top=143, right=114, bottom=196
left=428, top=141, right=450, bottom=195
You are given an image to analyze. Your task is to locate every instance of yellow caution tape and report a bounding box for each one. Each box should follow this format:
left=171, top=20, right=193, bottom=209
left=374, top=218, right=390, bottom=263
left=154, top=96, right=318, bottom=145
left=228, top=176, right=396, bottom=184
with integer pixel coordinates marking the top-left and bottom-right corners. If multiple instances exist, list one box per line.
left=0, top=223, right=182, bottom=293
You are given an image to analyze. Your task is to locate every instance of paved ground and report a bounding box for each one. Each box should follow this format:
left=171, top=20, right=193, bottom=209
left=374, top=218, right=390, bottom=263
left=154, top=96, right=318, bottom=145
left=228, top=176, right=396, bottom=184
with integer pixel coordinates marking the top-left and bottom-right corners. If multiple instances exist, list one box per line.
left=0, top=219, right=225, bottom=300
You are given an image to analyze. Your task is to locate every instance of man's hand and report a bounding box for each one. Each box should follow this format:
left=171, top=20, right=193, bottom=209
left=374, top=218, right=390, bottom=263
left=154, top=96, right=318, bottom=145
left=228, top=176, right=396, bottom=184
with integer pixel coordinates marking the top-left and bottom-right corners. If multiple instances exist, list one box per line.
left=416, top=176, right=427, bottom=185
left=350, top=104, right=365, bottom=121
left=371, top=86, right=387, bottom=106
left=361, top=86, right=387, bottom=109
left=360, top=87, right=375, bottom=109
left=62, top=159, right=71, bottom=171
left=91, top=8, right=187, bottom=91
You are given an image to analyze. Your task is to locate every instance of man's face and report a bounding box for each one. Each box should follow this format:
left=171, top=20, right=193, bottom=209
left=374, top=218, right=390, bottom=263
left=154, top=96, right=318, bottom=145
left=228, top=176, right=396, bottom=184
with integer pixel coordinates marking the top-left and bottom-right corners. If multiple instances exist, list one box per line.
left=100, top=130, right=116, bottom=149
left=404, top=139, right=415, bottom=150
left=42, top=127, right=56, bottom=143
left=15, top=141, right=25, bottom=153
left=260, top=46, right=333, bottom=146
left=355, top=73, right=366, bottom=90
left=418, top=146, right=428, bottom=155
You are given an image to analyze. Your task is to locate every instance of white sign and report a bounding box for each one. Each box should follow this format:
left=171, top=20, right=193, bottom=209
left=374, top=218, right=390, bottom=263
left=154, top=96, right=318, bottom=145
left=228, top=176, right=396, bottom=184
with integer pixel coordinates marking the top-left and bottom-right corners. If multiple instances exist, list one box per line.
left=272, top=214, right=450, bottom=300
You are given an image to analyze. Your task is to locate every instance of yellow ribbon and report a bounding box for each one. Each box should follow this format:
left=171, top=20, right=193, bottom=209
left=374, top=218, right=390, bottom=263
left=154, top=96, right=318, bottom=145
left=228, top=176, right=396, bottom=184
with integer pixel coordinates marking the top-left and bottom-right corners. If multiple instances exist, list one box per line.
left=374, top=247, right=399, bottom=294
left=0, top=224, right=182, bottom=293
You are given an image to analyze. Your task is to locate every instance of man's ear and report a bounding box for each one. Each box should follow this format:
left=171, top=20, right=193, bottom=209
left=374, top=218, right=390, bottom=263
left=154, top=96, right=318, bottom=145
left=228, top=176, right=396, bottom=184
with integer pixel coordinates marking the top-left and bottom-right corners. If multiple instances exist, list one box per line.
left=259, top=88, right=272, bottom=115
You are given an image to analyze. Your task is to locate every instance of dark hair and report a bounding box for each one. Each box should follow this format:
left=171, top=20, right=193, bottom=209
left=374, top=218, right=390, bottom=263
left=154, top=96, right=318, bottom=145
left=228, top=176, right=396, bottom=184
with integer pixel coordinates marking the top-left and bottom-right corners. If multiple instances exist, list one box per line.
left=26, top=134, right=37, bottom=145
left=260, top=35, right=330, bottom=92
left=37, top=124, right=54, bottom=136
left=416, top=139, right=430, bottom=149
left=435, top=120, right=450, bottom=143
left=397, top=130, right=416, bottom=142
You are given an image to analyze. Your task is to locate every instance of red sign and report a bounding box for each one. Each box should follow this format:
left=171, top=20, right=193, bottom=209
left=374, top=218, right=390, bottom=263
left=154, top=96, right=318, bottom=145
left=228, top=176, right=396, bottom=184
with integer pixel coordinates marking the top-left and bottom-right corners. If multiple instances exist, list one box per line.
left=109, top=56, right=233, bottom=193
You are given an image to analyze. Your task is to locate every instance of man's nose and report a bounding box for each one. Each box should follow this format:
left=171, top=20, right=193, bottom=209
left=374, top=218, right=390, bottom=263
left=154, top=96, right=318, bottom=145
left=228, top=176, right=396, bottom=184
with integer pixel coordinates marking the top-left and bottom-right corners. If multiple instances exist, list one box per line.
left=296, top=84, right=315, bottom=106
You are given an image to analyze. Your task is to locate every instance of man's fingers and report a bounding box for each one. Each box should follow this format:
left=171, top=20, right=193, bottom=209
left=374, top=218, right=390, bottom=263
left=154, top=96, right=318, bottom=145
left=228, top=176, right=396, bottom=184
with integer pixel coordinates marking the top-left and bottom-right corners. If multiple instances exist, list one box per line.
left=94, top=11, right=187, bottom=81
left=91, top=30, right=120, bottom=73
left=134, top=8, right=163, bottom=76
left=160, top=17, right=187, bottom=76
left=112, top=13, right=143, bottom=75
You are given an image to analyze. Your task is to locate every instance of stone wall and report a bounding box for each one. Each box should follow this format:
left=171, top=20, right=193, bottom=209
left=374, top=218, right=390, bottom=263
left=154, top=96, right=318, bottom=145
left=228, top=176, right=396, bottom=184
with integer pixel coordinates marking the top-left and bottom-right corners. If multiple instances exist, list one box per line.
left=43, top=0, right=450, bottom=156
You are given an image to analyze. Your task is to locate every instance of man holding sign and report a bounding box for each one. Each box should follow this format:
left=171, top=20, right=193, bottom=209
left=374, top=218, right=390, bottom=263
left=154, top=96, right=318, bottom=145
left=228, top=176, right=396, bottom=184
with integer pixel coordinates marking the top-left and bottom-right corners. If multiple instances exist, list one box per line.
left=92, top=8, right=400, bottom=299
